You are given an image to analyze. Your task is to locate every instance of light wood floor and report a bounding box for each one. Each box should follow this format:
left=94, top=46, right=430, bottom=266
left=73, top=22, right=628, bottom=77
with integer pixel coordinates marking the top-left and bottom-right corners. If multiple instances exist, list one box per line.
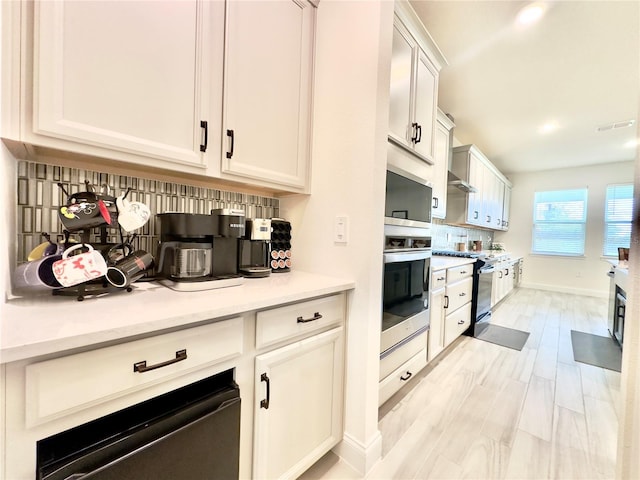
left=301, top=288, right=620, bottom=480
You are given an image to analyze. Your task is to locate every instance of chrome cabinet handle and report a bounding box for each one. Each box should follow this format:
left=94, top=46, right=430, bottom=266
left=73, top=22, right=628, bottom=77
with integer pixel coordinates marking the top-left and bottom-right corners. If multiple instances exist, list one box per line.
left=433, top=197, right=439, bottom=208
left=444, top=295, right=449, bottom=308
left=459, top=292, right=466, bottom=297
left=458, top=320, right=465, bottom=325
left=400, top=371, right=412, bottom=381
left=297, top=312, right=323, bottom=323
left=133, top=349, right=187, bottom=373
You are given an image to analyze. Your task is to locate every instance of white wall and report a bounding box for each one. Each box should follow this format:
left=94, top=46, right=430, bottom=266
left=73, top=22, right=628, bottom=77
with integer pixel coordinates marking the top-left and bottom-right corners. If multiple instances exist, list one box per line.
left=495, top=160, right=635, bottom=297
left=279, top=0, right=393, bottom=474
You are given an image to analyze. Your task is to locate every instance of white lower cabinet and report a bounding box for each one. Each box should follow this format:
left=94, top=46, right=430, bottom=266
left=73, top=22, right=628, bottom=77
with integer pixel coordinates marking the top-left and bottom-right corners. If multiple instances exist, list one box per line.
left=0, top=292, right=347, bottom=480
left=428, top=286, right=446, bottom=361
left=253, top=327, right=344, bottom=480
left=2, top=317, right=245, bottom=480
left=428, top=262, right=474, bottom=362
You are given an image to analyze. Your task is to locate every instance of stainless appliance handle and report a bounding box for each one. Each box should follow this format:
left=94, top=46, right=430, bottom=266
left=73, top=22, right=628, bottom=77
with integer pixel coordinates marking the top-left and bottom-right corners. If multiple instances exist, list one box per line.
left=384, top=250, right=431, bottom=264
left=479, top=266, right=496, bottom=274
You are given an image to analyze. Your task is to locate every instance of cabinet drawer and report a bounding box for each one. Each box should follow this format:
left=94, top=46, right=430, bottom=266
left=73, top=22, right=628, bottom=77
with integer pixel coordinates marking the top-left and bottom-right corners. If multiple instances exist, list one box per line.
left=444, top=302, right=472, bottom=346
left=447, top=263, right=473, bottom=282
left=379, top=348, right=427, bottom=407
left=431, top=269, right=447, bottom=289
left=256, top=294, right=345, bottom=349
left=446, top=276, right=473, bottom=312
left=25, top=317, right=243, bottom=426
left=379, top=329, right=427, bottom=381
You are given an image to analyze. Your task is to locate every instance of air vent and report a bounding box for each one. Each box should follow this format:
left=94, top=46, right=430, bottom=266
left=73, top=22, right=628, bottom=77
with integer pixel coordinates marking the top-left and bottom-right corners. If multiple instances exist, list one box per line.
left=596, top=120, right=636, bottom=132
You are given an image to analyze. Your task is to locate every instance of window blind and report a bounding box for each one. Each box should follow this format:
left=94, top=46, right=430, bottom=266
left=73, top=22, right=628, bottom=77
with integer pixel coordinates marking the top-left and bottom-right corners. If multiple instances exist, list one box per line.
left=532, top=189, right=587, bottom=256
left=604, top=184, right=633, bottom=257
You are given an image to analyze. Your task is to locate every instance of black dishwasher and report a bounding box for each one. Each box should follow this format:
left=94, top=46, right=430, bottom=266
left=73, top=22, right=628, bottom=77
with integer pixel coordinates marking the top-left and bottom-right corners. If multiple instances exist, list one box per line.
left=37, top=369, right=240, bottom=480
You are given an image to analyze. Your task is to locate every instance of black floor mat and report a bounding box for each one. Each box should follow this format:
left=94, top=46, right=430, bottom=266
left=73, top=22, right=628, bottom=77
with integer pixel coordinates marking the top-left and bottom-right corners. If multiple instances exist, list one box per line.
left=571, top=330, right=621, bottom=372
left=474, top=323, right=530, bottom=351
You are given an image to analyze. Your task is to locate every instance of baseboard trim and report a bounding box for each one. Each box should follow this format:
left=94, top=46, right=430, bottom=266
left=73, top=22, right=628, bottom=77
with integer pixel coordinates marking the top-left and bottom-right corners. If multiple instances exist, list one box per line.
left=333, top=429, right=382, bottom=476
left=520, top=283, right=608, bottom=299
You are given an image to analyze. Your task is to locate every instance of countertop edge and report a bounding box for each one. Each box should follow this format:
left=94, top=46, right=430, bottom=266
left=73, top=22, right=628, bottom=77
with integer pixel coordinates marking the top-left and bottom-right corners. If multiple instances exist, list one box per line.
left=1, top=271, right=355, bottom=364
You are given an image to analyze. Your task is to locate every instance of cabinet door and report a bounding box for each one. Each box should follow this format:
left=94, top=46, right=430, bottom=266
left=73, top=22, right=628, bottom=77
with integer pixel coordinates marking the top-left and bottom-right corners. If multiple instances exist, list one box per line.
left=34, top=0, right=212, bottom=167
left=432, top=113, right=451, bottom=219
left=502, top=184, right=512, bottom=230
left=428, top=287, right=446, bottom=361
left=388, top=20, right=414, bottom=149
left=412, top=49, right=437, bottom=162
left=253, top=327, right=344, bottom=480
left=222, top=0, right=314, bottom=189
left=466, top=152, right=484, bottom=226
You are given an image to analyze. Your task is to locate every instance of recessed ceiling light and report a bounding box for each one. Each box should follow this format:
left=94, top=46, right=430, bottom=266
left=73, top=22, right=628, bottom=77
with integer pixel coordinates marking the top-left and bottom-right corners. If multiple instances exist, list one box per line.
left=539, top=122, right=559, bottom=134
left=517, top=3, right=546, bottom=26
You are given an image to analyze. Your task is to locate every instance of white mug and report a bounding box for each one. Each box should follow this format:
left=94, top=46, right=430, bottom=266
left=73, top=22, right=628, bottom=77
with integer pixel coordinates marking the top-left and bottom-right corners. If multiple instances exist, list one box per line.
left=116, top=196, right=151, bottom=232
left=52, top=244, right=108, bottom=288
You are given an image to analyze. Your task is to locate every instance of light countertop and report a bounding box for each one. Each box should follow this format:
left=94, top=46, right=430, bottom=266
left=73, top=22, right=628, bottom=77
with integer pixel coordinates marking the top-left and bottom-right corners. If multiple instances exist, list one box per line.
left=431, top=256, right=476, bottom=271
left=0, top=271, right=355, bottom=364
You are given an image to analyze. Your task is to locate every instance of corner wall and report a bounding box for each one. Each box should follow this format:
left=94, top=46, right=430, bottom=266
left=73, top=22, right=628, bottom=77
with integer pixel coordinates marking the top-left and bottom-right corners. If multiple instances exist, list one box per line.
left=495, top=160, right=635, bottom=297
left=279, top=0, right=393, bottom=474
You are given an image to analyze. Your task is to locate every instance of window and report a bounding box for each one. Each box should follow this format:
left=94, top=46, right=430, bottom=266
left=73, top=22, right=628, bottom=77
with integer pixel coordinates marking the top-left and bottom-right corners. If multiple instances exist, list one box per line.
left=604, top=184, right=633, bottom=257
left=532, top=188, right=588, bottom=256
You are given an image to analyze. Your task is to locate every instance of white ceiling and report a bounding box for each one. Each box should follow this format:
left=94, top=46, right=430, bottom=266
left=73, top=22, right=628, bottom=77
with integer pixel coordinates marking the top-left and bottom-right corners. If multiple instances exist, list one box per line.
left=410, top=0, right=640, bottom=176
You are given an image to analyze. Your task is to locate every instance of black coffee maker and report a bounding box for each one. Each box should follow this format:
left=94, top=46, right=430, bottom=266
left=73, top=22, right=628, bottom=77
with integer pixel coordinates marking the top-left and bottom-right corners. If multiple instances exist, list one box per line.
left=238, top=218, right=272, bottom=278
left=156, top=211, right=245, bottom=291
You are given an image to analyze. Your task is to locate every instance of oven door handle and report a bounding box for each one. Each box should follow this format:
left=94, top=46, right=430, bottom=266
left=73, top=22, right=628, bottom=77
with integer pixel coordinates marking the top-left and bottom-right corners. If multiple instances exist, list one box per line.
left=384, top=250, right=431, bottom=263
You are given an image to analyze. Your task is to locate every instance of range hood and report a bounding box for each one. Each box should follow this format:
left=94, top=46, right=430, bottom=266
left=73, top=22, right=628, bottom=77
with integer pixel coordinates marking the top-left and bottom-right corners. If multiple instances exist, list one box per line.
left=448, top=171, right=477, bottom=193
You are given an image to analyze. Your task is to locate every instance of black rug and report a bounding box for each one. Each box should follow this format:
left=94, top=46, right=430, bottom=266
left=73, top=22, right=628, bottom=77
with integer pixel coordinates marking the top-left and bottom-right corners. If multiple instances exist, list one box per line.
left=571, top=330, right=622, bottom=372
left=474, top=323, right=530, bottom=351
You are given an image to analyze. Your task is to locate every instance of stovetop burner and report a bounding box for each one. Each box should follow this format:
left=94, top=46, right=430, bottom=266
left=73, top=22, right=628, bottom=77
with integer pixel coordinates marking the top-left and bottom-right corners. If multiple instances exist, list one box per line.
left=433, top=250, right=485, bottom=259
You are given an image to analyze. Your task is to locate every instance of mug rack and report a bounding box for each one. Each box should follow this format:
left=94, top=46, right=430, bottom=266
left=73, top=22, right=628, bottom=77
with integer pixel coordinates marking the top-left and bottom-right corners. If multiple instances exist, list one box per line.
left=51, top=182, right=138, bottom=301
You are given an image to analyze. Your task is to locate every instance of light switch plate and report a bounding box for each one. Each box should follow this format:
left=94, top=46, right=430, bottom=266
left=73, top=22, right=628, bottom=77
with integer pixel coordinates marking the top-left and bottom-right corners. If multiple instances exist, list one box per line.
left=334, top=215, right=349, bottom=244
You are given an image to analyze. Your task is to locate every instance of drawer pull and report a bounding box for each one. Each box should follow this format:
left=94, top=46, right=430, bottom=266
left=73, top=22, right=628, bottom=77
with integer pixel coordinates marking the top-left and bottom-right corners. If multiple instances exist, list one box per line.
left=457, top=320, right=465, bottom=325
left=297, top=312, right=323, bottom=323
left=260, top=373, right=271, bottom=409
left=400, top=371, right=412, bottom=381
left=444, top=295, right=449, bottom=309
left=133, top=349, right=187, bottom=373
left=437, top=276, right=445, bottom=281
left=459, top=292, right=466, bottom=297
left=460, top=270, right=467, bottom=274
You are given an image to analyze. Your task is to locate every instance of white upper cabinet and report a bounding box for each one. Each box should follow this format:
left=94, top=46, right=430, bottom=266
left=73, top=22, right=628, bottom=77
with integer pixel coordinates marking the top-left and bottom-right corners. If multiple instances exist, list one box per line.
left=221, top=0, right=315, bottom=190
left=3, top=0, right=316, bottom=193
left=502, top=183, right=512, bottom=230
left=32, top=0, right=217, bottom=169
left=432, top=110, right=454, bottom=219
left=388, top=22, right=415, bottom=149
left=387, top=6, right=445, bottom=165
left=447, top=144, right=512, bottom=231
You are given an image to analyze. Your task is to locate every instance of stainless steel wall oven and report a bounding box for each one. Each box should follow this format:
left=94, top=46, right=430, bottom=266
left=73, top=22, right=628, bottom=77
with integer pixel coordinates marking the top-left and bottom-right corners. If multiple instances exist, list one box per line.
left=381, top=224, right=432, bottom=356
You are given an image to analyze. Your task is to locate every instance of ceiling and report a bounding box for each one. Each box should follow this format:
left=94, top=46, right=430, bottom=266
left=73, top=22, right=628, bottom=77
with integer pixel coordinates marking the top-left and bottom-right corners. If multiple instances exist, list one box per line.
left=410, top=0, right=640, bottom=176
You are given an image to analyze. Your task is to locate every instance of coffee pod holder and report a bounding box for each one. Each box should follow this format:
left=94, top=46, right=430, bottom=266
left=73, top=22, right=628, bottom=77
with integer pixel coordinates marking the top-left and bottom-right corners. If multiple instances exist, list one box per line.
left=269, top=219, right=292, bottom=273
left=50, top=182, right=149, bottom=301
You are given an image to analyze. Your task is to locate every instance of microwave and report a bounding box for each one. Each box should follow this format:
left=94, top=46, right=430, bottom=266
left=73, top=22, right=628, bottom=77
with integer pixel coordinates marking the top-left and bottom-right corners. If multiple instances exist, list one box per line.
left=384, top=167, right=433, bottom=228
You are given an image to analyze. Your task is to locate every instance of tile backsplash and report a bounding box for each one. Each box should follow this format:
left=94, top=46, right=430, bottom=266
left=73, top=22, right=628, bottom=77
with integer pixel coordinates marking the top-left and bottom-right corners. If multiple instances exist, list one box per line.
left=431, top=219, right=494, bottom=252
left=16, top=161, right=280, bottom=264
